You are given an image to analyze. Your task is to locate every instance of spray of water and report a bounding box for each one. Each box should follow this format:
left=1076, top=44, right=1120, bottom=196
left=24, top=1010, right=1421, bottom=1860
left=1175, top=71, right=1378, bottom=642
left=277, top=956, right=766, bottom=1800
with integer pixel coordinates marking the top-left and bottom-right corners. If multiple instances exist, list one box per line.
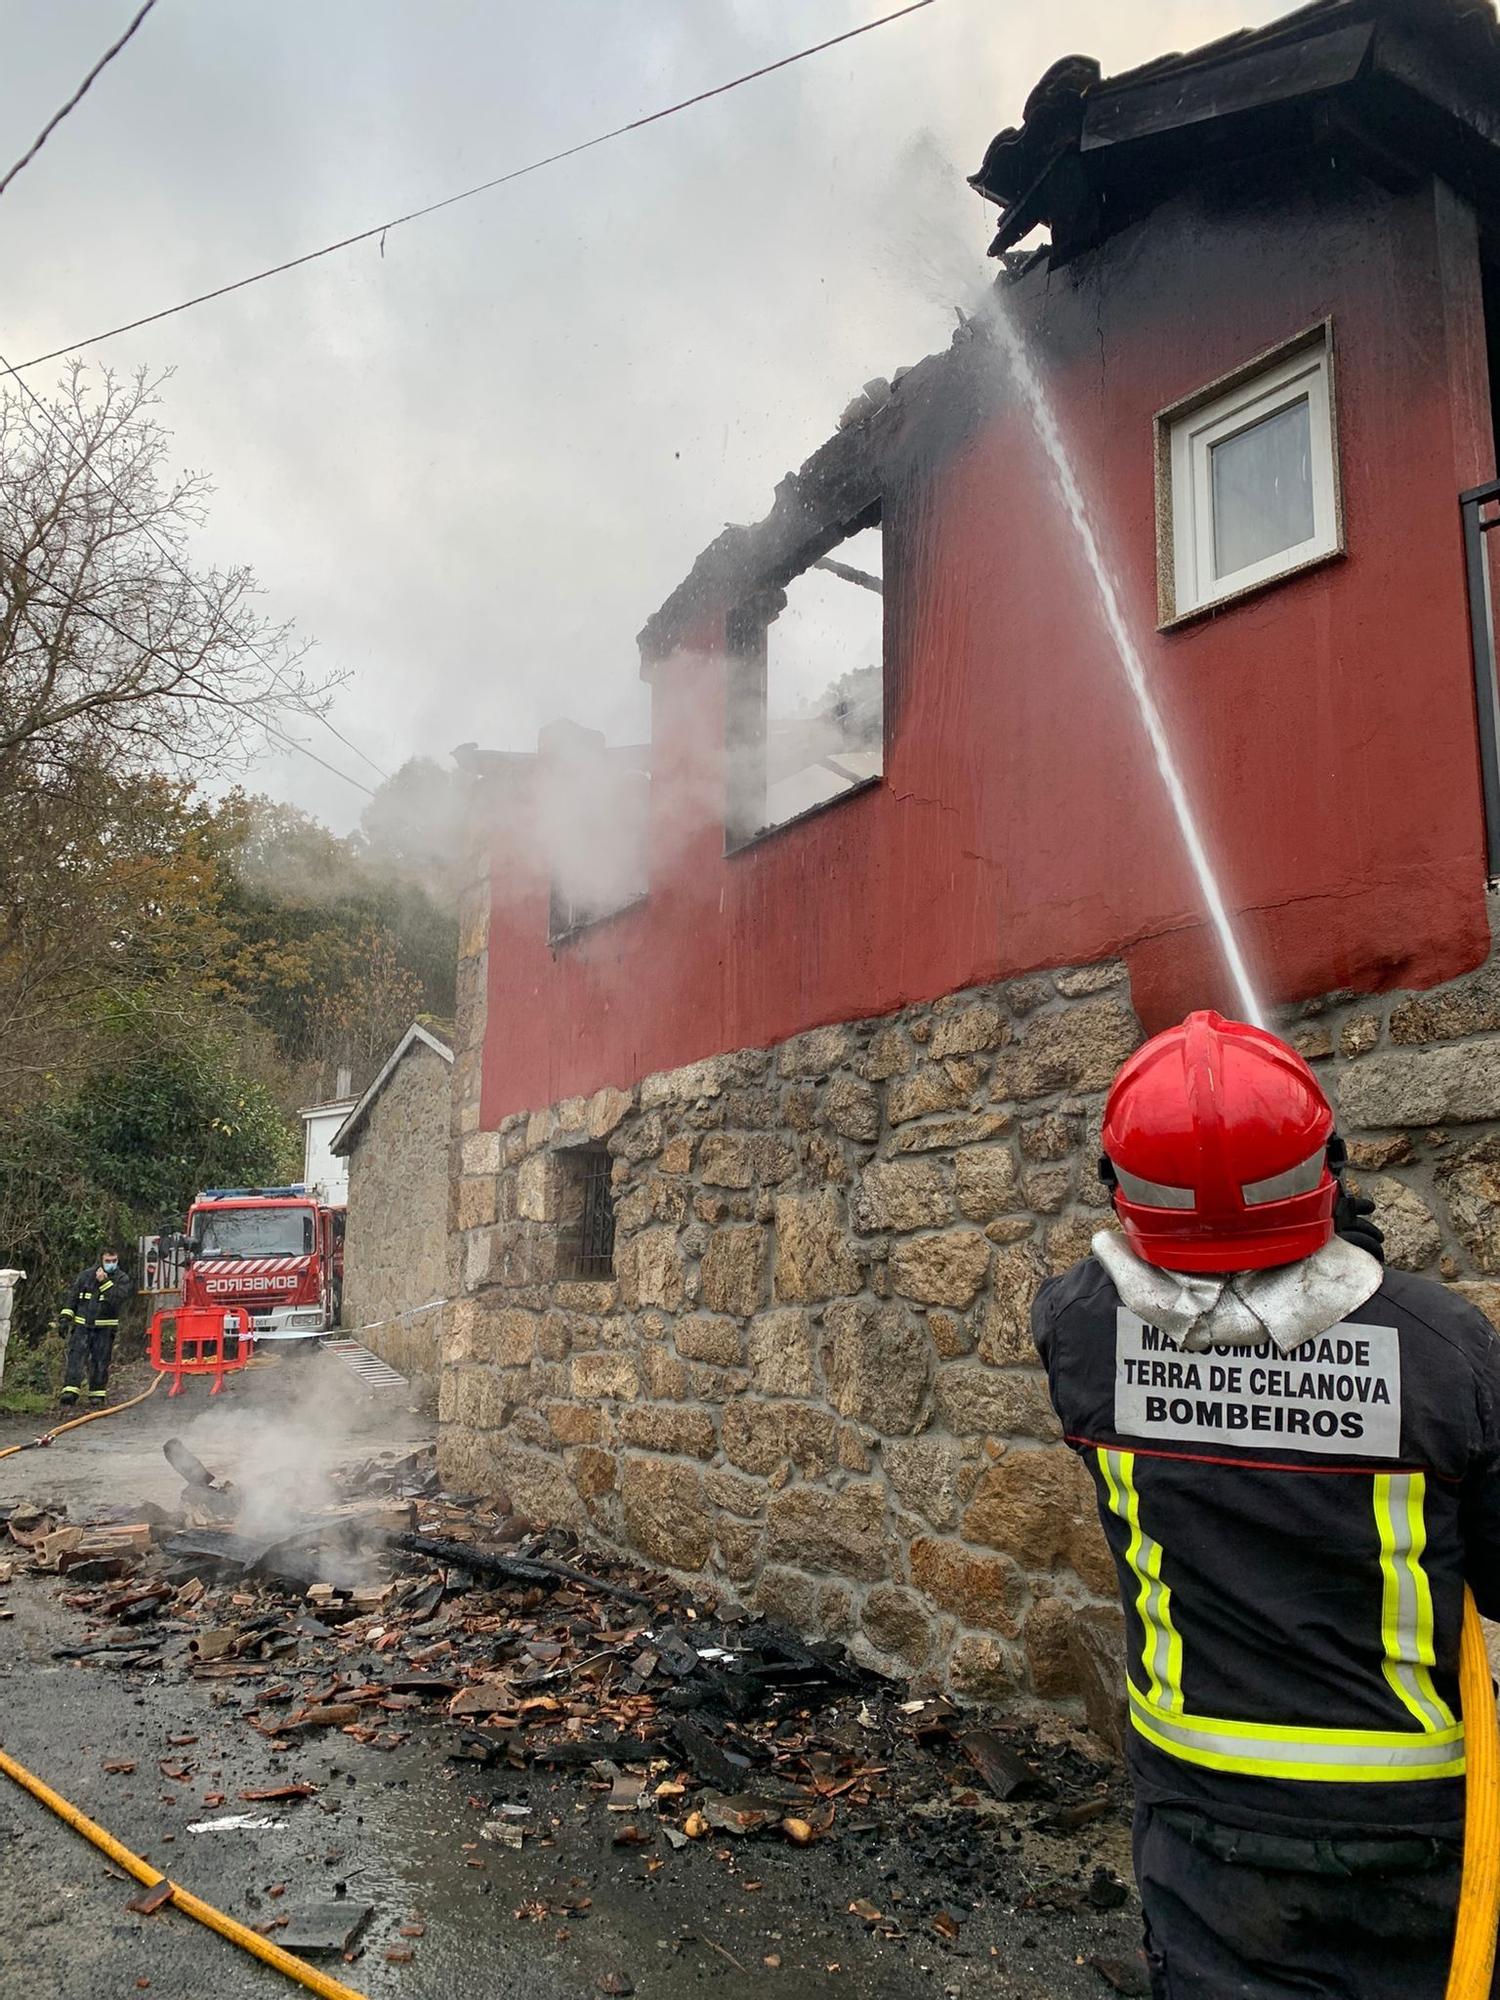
left=982, top=295, right=1265, bottom=1029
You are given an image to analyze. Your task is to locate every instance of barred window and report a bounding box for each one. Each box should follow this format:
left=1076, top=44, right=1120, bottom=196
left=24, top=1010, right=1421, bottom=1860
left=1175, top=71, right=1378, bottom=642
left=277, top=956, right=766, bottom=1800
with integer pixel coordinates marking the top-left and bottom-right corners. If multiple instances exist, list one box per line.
left=557, top=1145, right=616, bottom=1279
left=577, top=1147, right=616, bottom=1278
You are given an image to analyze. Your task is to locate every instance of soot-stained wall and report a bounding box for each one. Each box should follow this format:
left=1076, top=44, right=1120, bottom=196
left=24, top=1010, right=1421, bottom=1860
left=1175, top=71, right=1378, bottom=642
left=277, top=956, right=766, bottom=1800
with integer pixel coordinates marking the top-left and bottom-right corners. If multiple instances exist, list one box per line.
left=479, top=164, right=1496, bottom=1125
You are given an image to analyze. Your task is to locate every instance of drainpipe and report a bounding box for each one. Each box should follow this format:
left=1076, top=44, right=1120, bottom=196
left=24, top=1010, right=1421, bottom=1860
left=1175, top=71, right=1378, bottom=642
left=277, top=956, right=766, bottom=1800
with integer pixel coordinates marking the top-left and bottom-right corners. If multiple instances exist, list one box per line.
left=0, top=1270, right=24, bottom=1387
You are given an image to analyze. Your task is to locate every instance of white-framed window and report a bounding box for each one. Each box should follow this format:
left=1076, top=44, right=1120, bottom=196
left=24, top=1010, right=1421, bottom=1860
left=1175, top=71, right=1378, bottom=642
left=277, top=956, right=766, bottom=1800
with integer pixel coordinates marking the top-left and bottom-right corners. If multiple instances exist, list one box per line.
left=1158, top=325, right=1342, bottom=623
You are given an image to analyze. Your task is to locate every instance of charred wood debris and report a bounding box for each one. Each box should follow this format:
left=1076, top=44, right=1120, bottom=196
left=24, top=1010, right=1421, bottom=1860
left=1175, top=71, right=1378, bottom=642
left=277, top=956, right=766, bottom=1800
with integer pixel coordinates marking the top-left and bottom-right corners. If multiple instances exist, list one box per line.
left=1, top=1443, right=1133, bottom=1969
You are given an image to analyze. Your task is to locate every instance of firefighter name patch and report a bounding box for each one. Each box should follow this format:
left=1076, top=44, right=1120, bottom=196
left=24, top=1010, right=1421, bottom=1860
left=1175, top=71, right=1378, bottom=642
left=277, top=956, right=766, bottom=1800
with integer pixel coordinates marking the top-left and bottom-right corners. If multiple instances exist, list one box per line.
left=1114, top=1311, right=1401, bottom=1458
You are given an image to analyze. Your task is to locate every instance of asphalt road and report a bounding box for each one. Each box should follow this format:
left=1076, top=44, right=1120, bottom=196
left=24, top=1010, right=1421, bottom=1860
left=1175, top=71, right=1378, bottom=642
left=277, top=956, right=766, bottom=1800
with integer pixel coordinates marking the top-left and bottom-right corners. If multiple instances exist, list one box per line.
left=0, top=1356, right=1146, bottom=2000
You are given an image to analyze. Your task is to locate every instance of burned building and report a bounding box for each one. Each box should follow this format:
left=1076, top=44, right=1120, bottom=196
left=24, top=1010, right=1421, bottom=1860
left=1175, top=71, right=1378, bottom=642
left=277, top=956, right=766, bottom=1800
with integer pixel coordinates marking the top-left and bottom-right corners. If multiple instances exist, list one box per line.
left=444, top=0, right=1500, bottom=1712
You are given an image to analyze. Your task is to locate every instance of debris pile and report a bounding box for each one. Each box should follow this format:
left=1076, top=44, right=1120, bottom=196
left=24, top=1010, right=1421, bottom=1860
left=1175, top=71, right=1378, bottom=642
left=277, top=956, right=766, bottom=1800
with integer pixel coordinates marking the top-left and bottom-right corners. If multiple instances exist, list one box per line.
left=3, top=1441, right=1136, bottom=1974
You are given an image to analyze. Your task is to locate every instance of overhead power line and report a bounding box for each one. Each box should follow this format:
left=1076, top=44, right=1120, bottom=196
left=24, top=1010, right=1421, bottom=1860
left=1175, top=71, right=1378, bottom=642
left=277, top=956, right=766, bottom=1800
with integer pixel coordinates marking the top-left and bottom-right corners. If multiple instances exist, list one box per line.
left=12, top=0, right=940, bottom=373
left=0, top=346, right=379, bottom=799
left=259, top=720, right=378, bottom=797
left=0, top=0, right=159, bottom=204
left=304, top=711, right=389, bottom=782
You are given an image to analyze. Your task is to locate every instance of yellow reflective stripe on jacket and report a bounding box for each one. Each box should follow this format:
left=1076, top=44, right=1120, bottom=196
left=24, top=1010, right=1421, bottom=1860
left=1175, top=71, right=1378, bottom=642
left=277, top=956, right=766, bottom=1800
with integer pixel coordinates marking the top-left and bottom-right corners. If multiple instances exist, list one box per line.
left=1375, top=1471, right=1456, bottom=1732
left=1098, top=1450, right=1464, bottom=1783
left=1097, top=1448, right=1183, bottom=1715
left=1129, top=1685, right=1466, bottom=1782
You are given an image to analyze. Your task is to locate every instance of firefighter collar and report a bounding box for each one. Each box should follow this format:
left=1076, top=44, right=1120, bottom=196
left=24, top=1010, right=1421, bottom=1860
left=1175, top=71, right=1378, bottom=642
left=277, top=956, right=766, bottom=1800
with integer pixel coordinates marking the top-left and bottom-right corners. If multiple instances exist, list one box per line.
left=1093, top=1229, right=1383, bottom=1355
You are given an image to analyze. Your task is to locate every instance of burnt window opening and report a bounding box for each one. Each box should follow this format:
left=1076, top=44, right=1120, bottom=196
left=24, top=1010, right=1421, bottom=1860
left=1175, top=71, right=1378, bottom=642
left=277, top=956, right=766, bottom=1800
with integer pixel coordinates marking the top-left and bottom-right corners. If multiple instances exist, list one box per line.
left=550, top=869, right=646, bottom=945
left=726, top=507, right=884, bottom=850
left=540, top=721, right=650, bottom=947
left=547, top=769, right=650, bottom=943
left=558, top=1145, right=617, bottom=1279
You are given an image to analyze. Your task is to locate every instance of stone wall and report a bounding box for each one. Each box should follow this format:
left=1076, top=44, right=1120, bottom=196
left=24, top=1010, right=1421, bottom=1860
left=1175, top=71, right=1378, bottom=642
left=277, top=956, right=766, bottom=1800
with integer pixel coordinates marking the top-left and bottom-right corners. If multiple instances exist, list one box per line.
left=443, top=960, right=1142, bottom=1717
left=342, top=1039, right=452, bottom=1387
left=442, top=891, right=1500, bottom=1724
left=1283, top=943, right=1500, bottom=1326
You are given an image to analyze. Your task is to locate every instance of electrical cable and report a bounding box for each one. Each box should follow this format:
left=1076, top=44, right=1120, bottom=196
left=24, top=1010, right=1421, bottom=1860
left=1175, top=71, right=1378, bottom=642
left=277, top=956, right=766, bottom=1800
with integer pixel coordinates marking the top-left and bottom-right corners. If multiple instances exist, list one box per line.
left=11, top=0, right=941, bottom=373
left=0, top=0, right=158, bottom=204
left=3, top=4, right=940, bottom=793
left=258, top=719, right=377, bottom=797
left=0, top=1745, right=369, bottom=2000
left=303, top=713, right=388, bottom=782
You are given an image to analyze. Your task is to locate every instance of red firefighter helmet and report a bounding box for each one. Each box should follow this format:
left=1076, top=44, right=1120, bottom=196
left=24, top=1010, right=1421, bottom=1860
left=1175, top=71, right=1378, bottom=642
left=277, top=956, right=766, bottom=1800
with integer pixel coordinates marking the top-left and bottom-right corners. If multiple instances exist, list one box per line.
left=1101, top=1010, right=1336, bottom=1273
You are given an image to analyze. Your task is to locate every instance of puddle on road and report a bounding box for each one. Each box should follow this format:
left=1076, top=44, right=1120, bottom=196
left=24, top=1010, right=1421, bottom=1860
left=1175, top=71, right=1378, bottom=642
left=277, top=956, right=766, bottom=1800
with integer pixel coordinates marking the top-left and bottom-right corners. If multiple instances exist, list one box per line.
left=347, top=1738, right=882, bottom=1998
left=351, top=1748, right=678, bottom=1996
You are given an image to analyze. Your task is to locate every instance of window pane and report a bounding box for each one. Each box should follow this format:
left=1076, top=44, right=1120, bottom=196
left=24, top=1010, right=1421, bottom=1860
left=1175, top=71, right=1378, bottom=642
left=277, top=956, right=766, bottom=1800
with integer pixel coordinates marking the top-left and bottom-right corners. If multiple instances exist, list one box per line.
left=1210, top=395, right=1314, bottom=579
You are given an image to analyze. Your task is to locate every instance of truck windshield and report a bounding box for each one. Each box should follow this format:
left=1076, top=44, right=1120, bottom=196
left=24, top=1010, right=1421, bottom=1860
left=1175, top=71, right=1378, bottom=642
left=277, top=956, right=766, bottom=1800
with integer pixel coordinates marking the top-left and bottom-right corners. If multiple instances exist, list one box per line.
left=194, top=1208, right=313, bottom=1257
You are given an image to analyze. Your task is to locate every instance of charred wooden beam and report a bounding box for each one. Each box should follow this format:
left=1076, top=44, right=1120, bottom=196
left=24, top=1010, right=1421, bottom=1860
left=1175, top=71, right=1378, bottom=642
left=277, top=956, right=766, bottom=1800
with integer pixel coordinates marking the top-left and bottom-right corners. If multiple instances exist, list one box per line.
left=391, top=1532, right=654, bottom=1608
left=812, top=555, right=883, bottom=595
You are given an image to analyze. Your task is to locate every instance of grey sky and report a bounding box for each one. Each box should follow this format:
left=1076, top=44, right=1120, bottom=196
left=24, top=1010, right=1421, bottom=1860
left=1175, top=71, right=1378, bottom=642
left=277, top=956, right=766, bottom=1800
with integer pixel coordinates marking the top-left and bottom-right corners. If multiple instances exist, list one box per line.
left=2, top=0, right=1288, bottom=831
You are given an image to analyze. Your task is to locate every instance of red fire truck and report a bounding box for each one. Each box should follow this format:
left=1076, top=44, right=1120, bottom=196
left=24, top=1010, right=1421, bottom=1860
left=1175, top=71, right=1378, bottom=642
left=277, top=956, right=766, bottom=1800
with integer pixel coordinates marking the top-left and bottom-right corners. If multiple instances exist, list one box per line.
left=173, top=1185, right=345, bottom=1341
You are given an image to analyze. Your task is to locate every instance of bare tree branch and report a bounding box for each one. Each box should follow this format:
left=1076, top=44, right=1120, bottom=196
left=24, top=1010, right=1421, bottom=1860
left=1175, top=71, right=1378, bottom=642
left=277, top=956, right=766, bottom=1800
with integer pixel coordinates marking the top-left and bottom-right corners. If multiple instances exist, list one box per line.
left=0, top=363, right=337, bottom=790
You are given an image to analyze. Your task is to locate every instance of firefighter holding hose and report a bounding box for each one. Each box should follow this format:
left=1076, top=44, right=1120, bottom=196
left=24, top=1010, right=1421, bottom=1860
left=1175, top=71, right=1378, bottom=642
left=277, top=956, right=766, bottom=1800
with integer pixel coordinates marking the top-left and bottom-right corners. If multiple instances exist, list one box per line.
left=59, top=1247, right=133, bottom=1406
left=1035, top=1012, right=1500, bottom=1999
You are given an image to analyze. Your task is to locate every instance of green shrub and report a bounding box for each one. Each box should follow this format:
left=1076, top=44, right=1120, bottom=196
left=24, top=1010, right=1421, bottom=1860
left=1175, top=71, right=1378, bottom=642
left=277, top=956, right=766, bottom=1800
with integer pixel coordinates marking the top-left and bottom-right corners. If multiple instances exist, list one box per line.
left=0, top=1328, right=62, bottom=1410
left=0, top=998, right=297, bottom=1346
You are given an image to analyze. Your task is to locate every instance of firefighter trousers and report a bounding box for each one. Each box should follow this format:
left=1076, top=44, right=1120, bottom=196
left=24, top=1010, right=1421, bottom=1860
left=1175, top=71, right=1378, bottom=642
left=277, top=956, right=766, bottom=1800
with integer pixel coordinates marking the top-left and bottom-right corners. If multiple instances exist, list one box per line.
left=62, top=1323, right=115, bottom=1398
left=1133, top=1803, right=1493, bottom=1999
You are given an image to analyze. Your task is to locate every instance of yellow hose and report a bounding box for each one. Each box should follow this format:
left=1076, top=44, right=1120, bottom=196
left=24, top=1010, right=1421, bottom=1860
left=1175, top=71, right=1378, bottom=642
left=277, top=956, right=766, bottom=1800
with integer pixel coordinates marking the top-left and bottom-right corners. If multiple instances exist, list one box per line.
left=1448, top=1587, right=1500, bottom=2000
left=0, top=1370, right=163, bottom=1460
left=0, top=1744, right=368, bottom=2000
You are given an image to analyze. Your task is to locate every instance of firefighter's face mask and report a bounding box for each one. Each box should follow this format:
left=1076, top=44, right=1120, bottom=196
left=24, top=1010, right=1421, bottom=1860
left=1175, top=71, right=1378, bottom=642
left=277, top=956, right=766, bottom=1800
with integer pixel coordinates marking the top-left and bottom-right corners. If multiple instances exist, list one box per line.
left=102, top=1257, right=118, bottom=1271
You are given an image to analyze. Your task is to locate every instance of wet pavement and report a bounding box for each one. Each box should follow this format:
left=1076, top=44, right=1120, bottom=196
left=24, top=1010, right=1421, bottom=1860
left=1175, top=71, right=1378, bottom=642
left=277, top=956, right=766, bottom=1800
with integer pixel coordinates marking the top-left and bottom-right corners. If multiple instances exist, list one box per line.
left=0, top=1357, right=1146, bottom=1999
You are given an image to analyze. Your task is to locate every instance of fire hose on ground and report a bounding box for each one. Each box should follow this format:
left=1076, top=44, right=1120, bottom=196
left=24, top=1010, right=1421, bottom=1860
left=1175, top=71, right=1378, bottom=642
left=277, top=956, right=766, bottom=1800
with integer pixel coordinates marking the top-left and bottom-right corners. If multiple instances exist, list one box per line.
left=0, top=1308, right=286, bottom=1449
left=0, top=1341, right=1494, bottom=1989
left=0, top=1742, right=368, bottom=1999
left=0, top=1371, right=163, bottom=1461
left=0, top=1609, right=1493, bottom=2000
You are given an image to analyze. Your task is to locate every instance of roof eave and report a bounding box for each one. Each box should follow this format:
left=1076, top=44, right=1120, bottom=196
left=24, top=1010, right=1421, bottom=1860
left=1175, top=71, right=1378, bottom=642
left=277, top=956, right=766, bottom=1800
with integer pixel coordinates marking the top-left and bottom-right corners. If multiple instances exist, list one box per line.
left=971, top=0, right=1500, bottom=265
left=329, top=1022, right=454, bottom=1158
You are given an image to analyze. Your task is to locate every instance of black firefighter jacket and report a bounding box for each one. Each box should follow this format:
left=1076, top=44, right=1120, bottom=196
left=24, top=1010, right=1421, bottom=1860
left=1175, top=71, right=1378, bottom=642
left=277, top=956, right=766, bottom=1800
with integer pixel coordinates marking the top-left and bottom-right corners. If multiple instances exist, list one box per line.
left=1032, top=1254, right=1500, bottom=1840
left=61, top=1264, right=133, bottom=1333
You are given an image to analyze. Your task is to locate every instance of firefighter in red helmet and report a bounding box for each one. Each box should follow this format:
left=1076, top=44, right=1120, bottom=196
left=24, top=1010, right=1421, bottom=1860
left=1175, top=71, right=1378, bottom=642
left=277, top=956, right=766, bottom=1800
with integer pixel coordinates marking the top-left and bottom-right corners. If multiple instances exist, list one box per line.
left=1032, top=1010, right=1500, bottom=2000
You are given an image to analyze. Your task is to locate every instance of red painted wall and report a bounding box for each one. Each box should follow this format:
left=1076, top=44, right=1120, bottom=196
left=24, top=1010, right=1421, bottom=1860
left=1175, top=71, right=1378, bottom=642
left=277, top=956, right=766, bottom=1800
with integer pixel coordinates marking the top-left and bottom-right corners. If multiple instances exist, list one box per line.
left=482, top=169, right=1498, bottom=1124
